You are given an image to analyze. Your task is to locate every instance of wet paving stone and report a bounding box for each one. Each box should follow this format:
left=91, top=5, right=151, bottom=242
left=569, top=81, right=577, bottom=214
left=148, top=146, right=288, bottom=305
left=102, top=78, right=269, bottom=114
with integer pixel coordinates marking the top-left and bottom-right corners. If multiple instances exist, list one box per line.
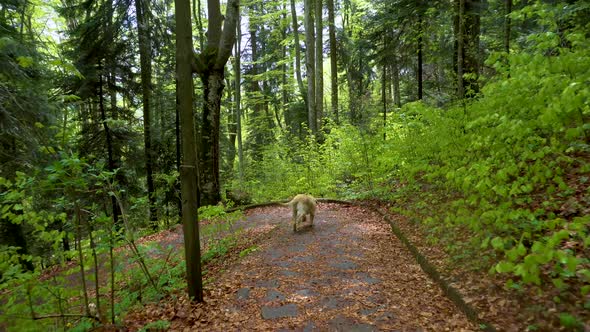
left=330, top=260, right=358, bottom=270
left=273, top=261, right=293, bottom=268
left=293, top=255, right=315, bottom=263
left=280, top=270, right=298, bottom=277
left=295, top=289, right=318, bottom=297
left=285, top=243, right=307, bottom=253
left=355, top=272, right=380, bottom=285
left=265, top=289, right=286, bottom=302
left=261, top=303, right=299, bottom=320
left=255, top=279, right=280, bottom=288
left=236, top=287, right=250, bottom=300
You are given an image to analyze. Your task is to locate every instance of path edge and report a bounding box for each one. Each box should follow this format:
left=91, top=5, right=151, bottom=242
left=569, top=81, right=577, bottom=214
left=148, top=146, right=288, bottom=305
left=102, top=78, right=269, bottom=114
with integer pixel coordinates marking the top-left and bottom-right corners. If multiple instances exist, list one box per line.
left=226, top=198, right=496, bottom=331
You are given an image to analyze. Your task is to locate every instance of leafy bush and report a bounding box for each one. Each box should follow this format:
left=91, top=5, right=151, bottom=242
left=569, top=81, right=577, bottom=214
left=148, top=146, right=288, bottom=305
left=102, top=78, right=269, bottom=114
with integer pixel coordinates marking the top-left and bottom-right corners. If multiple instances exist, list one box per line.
left=381, top=20, right=590, bottom=325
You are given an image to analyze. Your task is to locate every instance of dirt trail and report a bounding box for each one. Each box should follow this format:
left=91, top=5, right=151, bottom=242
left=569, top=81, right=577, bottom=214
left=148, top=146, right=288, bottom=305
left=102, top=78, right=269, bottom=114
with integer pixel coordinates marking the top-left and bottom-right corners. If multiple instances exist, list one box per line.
left=175, top=203, right=477, bottom=331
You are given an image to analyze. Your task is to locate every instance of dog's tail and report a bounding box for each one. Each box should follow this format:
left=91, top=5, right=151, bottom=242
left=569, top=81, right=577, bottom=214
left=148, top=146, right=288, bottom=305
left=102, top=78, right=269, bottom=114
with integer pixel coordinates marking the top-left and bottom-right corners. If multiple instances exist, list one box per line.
left=280, top=198, right=295, bottom=207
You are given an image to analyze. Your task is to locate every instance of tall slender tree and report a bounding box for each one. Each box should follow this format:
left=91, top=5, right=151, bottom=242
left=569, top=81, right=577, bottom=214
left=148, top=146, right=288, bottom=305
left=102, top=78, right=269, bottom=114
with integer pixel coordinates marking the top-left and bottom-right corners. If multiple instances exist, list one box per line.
left=455, top=0, right=480, bottom=98
left=327, top=0, right=338, bottom=123
left=135, top=0, right=157, bottom=228
left=175, top=0, right=203, bottom=302
left=304, top=0, right=317, bottom=133
left=315, top=0, right=323, bottom=129
left=504, top=0, right=512, bottom=54
left=290, top=0, right=307, bottom=107
left=234, top=13, right=244, bottom=182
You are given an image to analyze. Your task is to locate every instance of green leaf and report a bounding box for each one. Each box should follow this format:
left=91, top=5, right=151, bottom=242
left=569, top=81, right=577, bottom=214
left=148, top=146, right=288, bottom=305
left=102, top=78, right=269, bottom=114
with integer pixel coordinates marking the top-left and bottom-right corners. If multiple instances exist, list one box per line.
left=491, top=237, right=504, bottom=250
left=495, top=261, right=514, bottom=273
left=558, top=313, right=581, bottom=329
left=16, top=56, right=34, bottom=68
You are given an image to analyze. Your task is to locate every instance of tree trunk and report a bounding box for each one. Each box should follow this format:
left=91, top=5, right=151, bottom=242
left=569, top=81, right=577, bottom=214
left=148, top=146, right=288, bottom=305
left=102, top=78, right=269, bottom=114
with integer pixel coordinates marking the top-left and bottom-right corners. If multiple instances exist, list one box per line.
left=504, top=0, right=512, bottom=54
left=174, top=0, right=203, bottom=302
left=98, top=63, right=120, bottom=227
left=455, top=0, right=480, bottom=98
left=315, top=0, right=323, bottom=131
left=456, top=0, right=465, bottom=99
left=175, top=88, right=182, bottom=219
left=226, top=76, right=237, bottom=173
left=198, top=71, right=224, bottom=206
left=304, top=0, right=316, bottom=133
left=193, top=0, right=239, bottom=205
left=135, top=0, right=157, bottom=228
left=417, top=15, right=423, bottom=100
left=193, top=0, right=205, bottom=51
left=281, top=2, right=290, bottom=131
left=392, top=61, right=401, bottom=108
left=382, top=63, right=387, bottom=140
left=234, top=15, right=244, bottom=182
left=327, top=0, right=338, bottom=123
left=290, top=0, right=307, bottom=107
left=464, top=0, right=480, bottom=97
left=248, top=11, right=265, bottom=161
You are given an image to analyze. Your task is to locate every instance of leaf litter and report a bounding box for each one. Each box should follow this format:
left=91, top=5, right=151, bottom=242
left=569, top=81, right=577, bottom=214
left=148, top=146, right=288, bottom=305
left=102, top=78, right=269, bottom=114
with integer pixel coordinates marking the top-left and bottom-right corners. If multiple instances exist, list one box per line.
left=124, top=204, right=478, bottom=331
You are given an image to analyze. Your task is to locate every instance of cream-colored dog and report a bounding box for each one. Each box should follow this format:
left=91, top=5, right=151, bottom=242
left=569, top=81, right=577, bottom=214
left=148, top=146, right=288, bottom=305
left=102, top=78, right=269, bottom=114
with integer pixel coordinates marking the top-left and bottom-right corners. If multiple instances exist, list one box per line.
left=283, top=194, right=317, bottom=232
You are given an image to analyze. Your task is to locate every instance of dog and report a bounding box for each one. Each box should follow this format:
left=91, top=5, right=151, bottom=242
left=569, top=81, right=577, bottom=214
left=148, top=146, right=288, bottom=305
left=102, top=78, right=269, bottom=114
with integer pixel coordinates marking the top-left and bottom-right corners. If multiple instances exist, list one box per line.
left=282, top=194, right=317, bottom=232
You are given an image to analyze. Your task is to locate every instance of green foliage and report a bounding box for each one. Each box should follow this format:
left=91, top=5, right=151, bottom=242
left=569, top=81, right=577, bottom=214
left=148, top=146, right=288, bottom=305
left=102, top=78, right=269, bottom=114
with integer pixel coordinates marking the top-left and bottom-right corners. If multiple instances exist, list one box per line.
left=236, top=6, right=589, bottom=324
left=375, top=18, right=589, bottom=323
left=199, top=205, right=243, bottom=264
left=239, top=245, right=259, bottom=258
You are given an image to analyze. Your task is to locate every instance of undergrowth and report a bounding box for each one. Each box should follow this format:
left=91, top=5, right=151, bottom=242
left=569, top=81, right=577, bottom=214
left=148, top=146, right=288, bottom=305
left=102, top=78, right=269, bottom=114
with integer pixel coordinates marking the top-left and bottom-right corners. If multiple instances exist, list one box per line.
left=0, top=199, right=244, bottom=331
left=232, top=7, right=589, bottom=328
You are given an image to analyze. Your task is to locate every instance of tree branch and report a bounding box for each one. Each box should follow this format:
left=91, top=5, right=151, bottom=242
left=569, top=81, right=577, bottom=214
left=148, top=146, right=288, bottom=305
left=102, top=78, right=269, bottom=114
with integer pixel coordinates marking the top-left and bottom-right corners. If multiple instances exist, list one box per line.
left=214, top=0, right=239, bottom=71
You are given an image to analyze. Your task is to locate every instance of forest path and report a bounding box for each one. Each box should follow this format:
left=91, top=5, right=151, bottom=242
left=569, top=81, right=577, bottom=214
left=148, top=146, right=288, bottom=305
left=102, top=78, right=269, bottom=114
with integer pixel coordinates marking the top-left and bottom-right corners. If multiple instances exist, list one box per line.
left=148, top=203, right=477, bottom=331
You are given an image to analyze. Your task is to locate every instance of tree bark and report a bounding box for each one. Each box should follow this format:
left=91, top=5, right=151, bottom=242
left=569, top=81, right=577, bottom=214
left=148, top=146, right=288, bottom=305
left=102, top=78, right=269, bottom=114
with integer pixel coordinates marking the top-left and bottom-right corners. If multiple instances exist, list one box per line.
left=327, top=0, right=338, bottom=123
left=234, top=15, right=244, bottom=182
left=464, top=0, right=480, bottom=97
left=226, top=76, right=237, bottom=173
left=392, top=61, right=401, bottom=108
left=135, top=0, right=157, bottom=228
left=304, top=0, right=316, bottom=133
left=456, top=0, right=465, bottom=99
left=198, top=71, right=224, bottom=206
left=315, top=0, right=323, bottom=131
left=248, top=7, right=264, bottom=161
left=382, top=63, right=387, bottom=140
left=417, top=15, right=423, bottom=100
left=192, top=0, right=239, bottom=206
left=98, top=63, right=120, bottom=228
left=504, top=0, right=512, bottom=54
left=175, top=0, right=203, bottom=302
left=290, top=0, right=307, bottom=107
left=281, top=1, right=290, bottom=132
left=455, top=0, right=480, bottom=98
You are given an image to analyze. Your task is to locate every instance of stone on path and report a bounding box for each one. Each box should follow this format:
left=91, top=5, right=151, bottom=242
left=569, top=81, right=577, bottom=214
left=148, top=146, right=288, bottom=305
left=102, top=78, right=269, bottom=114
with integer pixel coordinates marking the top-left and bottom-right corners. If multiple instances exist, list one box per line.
left=254, top=279, right=279, bottom=288
left=330, top=260, right=358, bottom=270
left=261, top=303, right=298, bottom=319
left=265, top=289, right=286, bottom=302
left=236, top=287, right=250, bottom=300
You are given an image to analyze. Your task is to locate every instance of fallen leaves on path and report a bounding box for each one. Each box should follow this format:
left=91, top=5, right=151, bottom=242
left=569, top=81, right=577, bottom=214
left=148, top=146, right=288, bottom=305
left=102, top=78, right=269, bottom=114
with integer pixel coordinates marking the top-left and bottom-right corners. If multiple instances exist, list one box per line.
left=124, top=204, right=477, bottom=331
